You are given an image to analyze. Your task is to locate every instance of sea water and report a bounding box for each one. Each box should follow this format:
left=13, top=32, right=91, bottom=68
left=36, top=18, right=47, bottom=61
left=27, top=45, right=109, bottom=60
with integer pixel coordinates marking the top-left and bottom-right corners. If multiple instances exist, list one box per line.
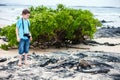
left=0, top=3, right=120, bottom=27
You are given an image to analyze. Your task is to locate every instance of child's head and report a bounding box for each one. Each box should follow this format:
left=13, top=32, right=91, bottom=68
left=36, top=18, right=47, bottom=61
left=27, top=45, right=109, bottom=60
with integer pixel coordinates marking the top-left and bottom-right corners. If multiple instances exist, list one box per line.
left=22, top=9, right=30, bottom=19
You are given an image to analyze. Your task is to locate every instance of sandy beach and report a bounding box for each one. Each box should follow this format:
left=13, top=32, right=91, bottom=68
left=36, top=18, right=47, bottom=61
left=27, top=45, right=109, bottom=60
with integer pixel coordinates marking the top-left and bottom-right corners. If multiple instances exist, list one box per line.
left=0, top=37, right=120, bottom=58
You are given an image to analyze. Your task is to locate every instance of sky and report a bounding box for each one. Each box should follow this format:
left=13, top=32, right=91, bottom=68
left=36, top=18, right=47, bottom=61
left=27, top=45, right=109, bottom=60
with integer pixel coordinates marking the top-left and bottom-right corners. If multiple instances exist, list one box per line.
left=0, top=0, right=120, bottom=7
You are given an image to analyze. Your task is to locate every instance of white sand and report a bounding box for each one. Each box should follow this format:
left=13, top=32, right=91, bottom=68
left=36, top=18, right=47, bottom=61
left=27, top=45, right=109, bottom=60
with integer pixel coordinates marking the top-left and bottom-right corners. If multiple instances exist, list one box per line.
left=94, top=38, right=120, bottom=44
left=90, top=38, right=120, bottom=53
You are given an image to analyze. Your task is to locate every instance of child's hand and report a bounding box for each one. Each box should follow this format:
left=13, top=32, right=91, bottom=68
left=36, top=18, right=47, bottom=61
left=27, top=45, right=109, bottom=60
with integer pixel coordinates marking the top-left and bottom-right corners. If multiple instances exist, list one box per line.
left=30, top=36, right=32, bottom=41
left=17, top=37, right=20, bottom=42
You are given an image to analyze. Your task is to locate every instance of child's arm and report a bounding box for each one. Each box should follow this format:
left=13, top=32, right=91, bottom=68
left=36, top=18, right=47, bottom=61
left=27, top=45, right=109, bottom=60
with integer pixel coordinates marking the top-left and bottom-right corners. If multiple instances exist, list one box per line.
left=16, top=27, right=20, bottom=42
left=29, top=32, right=32, bottom=41
left=28, top=20, right=32, bottom=41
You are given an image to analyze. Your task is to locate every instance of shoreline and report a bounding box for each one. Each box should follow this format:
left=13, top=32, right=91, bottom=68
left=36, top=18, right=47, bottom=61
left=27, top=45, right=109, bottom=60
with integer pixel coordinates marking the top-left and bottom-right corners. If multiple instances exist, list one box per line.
left=0, top=37, right=120, bottom=58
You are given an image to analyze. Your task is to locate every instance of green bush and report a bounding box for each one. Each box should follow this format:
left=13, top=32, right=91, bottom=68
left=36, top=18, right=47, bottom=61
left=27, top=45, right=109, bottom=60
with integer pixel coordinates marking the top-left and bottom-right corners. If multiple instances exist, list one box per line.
left=0, top=4, right=102, bottom=50
left=0, top=44, right=9, bottom=50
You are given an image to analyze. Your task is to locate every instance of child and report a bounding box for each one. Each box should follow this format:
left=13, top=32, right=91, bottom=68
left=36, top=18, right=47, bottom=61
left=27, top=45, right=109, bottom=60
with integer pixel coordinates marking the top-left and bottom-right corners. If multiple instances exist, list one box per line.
left=16, top=9, right=32, bottom=66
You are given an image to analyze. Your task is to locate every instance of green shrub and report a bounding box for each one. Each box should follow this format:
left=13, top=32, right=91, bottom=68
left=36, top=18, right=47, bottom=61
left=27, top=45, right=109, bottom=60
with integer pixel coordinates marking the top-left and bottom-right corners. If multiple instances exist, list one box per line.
left=0, top=4, right=102, bottom=50
left=0, top=44, right=9, bottom=50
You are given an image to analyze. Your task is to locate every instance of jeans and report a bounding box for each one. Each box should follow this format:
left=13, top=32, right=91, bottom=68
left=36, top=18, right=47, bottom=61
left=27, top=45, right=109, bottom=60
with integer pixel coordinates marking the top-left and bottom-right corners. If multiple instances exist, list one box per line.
left=18, top=39, right=30, bottom=55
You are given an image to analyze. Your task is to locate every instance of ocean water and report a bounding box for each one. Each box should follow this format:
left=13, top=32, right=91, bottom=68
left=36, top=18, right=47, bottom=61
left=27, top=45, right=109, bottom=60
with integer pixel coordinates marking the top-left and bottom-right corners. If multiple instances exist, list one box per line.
left=0, top=5, right=29, bottom=26
left=0, top=3, right=120, bottom=28
left=73, top=6, right=120, bottom=28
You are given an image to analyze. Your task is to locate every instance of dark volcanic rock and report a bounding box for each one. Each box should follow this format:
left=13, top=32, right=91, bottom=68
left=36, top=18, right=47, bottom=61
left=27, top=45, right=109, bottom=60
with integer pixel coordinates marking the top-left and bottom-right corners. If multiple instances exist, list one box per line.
left=95, top=27, right=120, bottom=38
left=0, top=37, right=8, bottom=42
left=81, top=68, right=110, bottom=74
left=84, top=40, right=120, bottom=46
left=2, top=37, right=8, bottom=42
left=104, top=42, right=116, bottom=46
left=0, top=66, right=8, bottom=70
left=101, top=20, right=107, bottom=23
left=0, top=51, right=120, bottom=80
left=0, top=74, right=13, bottom=80
left=101, top=20, right=113, bottom=23
left=90, top=61, right=114, bottom=68
left=7, top=60, right=18, bottom=66
left=83, top=40, right=100, bottom=46
left=32, top=76, right=40, bottom=80
left=39, top=57, right=58, bottom=67
left=110, top=74, right=120, bottom=80
left=97, top=55, right=120, bottom=62
left=0, top=58, right=7, bottom=62
left=74, top=53, right=88, bottom=58
left=7, top=60, right=19, bottom=70
left=58, top=60, right=78, bottom=69
left=39, top=59, right=53, bottom=67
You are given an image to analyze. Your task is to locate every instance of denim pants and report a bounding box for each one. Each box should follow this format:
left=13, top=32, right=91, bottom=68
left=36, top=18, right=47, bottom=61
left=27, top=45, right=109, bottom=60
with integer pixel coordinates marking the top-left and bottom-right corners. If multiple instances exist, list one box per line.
left=18, top=39, right=30, bottom=55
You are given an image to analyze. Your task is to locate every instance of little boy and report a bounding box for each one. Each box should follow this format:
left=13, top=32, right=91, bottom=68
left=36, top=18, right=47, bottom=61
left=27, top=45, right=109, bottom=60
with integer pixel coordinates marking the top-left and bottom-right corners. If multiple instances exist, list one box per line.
left=16, top=9, right=32, bottom=66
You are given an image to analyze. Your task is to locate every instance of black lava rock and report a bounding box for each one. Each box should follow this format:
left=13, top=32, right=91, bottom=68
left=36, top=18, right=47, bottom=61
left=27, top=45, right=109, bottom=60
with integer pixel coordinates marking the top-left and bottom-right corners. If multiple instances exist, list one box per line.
left=110, top=74, right=120, bottom=80
left=0, top=58, right=7, bottom=62
left=74, top=53, right=88, bottom=58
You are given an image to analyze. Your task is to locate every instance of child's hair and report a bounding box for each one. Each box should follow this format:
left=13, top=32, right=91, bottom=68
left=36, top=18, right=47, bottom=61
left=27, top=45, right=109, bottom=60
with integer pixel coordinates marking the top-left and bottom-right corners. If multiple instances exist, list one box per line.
left=22, top=9, right=30, bottom=15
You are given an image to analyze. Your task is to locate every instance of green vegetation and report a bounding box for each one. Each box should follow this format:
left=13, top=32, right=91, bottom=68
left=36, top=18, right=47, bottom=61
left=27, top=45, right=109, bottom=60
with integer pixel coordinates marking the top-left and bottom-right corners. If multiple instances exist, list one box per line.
left=0, top=4, right=102, bottom=50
